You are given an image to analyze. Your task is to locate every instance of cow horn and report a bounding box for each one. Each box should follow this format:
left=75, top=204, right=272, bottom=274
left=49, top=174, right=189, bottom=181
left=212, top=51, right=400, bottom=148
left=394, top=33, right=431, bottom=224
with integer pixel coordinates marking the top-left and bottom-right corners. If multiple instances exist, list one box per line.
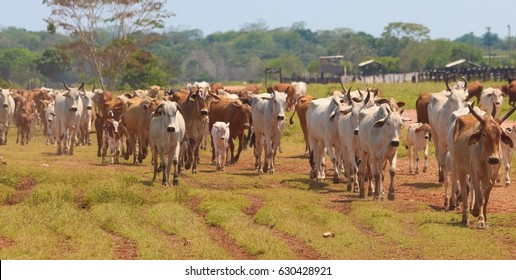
left=79, top=82, right=85, bottom=91
left=92, top=84, right=96, bottom=92
left=461, top=77, right=468, bottom=90
left=347, top=89, right=352, bottom=105
left=363, top=89, right=370, bottom=105
left=8, top=80, right=13, bottom=89
left=445, top=75, right=451, bottom=91
left=468, top=104, right=484, bottom=123
left=499, top=105, right=516, bottom=124
left=339, top=81, right=347, bottom=93
left=63, top=81, right=70, bottom=91
left=492, top=102, right=497, bottom=118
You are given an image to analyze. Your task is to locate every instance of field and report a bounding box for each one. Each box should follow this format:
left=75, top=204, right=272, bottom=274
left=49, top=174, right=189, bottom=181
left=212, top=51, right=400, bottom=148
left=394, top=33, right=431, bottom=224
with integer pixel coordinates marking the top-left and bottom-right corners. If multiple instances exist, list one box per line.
left=1, top=82, right=516, bottom=260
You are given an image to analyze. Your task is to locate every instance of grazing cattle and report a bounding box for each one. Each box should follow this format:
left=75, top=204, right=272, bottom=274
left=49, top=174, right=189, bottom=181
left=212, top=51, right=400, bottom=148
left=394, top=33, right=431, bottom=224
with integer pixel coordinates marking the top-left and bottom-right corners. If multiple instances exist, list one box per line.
left=78, top=90, right=94, bottom=146
left=466, top=80, right=483, bottom=103
left=415, top=92, right=431, bottom=124
left=14, top=92, right=35, bottom=146
left=101, top=112, right=121, bottom=164
left=428, top=77, right=469, bottom=183
left=149, top=101, right=186, bottom=186
left=251, top=89, right=287, bottom=174
left=55, top=82, right=84, bottom=155
left=306, top=92, right=351, bottom=182
left=272, top=83, right=296, bottom=111
left=449, top=105, right=516, bottom=228
left=501, top=80, right=516, bottom=106
left=209, top=98, right=252, bottom=164
left=122, top=96, right=161, bottom=164
left=501, top=125, right=516, bottom=187
left=405, top=123, right=432, bottom=174
left=479, top=87, right=504, bottom=116
left=211, top=121, right=230, bottom=171
left=171, top=87, right=220, bottom=174
left=358, top=103, right=411, bottom=200
left=289, top=95, right=314, bottom=155
left=44, top=100, right=56, bottom=145
left=0, top=86, right=15, bottom=145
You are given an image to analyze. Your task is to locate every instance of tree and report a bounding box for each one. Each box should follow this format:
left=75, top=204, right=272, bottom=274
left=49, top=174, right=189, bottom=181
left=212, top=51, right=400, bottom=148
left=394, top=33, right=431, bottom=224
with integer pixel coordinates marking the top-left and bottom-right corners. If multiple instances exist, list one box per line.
left=43, top=0, right=174, bottom=90
left=0, top=48, right=41, bottom=85
left=36, top=47, right=72, bottom=82
left=119, top=50, right=167, bottom=89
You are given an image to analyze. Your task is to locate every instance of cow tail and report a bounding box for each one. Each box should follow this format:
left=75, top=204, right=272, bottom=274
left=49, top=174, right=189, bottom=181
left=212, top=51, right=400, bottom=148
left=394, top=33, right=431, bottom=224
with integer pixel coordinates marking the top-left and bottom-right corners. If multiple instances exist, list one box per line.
left=289, top=110, right=297, bottom=125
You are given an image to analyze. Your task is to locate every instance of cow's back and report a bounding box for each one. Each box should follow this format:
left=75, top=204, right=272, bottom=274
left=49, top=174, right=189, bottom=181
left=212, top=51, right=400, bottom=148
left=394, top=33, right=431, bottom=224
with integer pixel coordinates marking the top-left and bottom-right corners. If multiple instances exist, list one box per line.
left=415, top=92, right=431, bottom=124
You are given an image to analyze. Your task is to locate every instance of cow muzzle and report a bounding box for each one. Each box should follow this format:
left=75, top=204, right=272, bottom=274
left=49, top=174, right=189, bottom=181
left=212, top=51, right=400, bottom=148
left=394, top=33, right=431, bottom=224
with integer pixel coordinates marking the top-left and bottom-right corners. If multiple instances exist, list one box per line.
left=353, top=129, right=359, bottom=135
left=2, top=104, right=7, bottom=108
left=167, top=127, right=176, bottom=132
left=390, top=140, right=400, bottom=147
left=200, top=110, right=208, bottom=116
left=243, top=123, right=250, bottom=129
left=277, top=115, right=285, bottom=121
left=70, top=107, right=78, bottom=112
left=488, top=157, right=500, bottom=165
left=87, top=106, right=92, bottom=110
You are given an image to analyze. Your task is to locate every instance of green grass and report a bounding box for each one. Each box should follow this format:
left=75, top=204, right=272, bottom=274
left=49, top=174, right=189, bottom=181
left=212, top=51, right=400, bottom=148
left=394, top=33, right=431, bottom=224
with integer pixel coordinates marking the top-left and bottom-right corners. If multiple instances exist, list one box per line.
left=1, top=81, right=515, bottom=259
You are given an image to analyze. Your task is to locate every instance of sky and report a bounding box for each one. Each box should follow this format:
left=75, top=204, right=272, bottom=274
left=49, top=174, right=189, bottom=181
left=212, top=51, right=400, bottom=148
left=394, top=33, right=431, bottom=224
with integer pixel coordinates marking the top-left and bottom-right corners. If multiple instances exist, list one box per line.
left=1, top=0, right=515, bottom=40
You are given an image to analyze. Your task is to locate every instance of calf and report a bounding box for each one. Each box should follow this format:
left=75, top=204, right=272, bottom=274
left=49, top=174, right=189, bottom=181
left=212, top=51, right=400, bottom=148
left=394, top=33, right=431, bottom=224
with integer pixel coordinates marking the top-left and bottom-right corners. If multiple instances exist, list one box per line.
left=405, top=123, right=432, bottom=174
left=211, top=121, right=230, bottom=171
left=479, top=87, right=504, bottom=116
left=501, top=124, right=516, bottom=187
left=44, top=101, right=56, bottom=145
left=101, top=112, right=121, bottom=164
left=149, top=101, right=186, bottom=186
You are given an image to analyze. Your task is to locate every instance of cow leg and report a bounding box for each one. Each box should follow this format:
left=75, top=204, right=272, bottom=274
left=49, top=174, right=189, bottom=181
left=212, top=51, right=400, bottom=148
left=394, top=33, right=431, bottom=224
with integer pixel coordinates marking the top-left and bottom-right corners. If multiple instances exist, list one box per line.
left=358, top=153, right=368, bottom=198
left=172, top=151, right=179, bottom=186
left=388, top=156, right=397, bottom=201
left=457, top=172, right=469, bottom=225
left=228, top=137, right=236, bottom=164
left=480, top=181, right=493, bottom=228
left=423, top=144, right=429, bottom=173
left=407, top=145, right=413, bottom=173
left=254, top=133, right=264, bottom=174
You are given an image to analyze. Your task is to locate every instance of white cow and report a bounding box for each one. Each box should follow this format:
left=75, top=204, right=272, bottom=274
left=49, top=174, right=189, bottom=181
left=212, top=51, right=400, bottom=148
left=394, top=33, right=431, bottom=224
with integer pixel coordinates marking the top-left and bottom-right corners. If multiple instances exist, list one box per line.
left=149, top=100, right=186, bottom=186
left=211, top=121, right=230, bottom=171
left=501, top=124, right=516, bottom=187
left=358, top=103, right=410, bottom=200
left=0, top=87, right=15, bottom=145
left=291, top=81, right=307, bottom=108
left=251, top=89, right=287, bottom=174
left=306, top=92, right=351, bottom=182
left=44, top=100, right=56, bottom=145
left=405, top=123, right=432, bottom=174
left=79, top=90, right=94, bottom=146
left=337, top=90, right=374, bottom=191
left=54, top=82, right=84, bottom=155
left=479, top=87, right=504, bottom=116
left=428, top=77, right=469, bottom=183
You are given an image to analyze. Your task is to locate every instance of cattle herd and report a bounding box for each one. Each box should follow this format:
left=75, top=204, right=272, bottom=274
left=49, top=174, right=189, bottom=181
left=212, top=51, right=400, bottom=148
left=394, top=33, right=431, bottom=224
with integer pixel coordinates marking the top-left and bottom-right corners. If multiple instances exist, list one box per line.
left=2, top=77, right=516, bottom=229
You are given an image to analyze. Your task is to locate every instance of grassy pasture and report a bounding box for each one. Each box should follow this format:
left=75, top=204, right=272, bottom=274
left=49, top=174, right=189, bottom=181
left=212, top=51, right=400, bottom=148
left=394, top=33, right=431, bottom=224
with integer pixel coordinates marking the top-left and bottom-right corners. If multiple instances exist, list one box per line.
left=0, top=82, right=516, bottom=260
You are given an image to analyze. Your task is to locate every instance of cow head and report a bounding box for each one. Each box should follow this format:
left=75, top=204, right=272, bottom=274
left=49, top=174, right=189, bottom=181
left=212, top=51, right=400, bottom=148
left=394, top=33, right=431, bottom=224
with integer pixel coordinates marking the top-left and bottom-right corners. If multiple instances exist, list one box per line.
left=231, top=100, right=252, bottom=129
left=188, top=87, right=220, bottom=117
left=1, top=88, right=12, bottom=109
left=415, top=123, right=432, bottom=140
left=211, top=121, right=230, bottom=141
left=480, top=87, right=504, bottom=116
left=467, top=104, right=516, bottom=164
left=373, top=104, right=411, bottom=147
left=62, top=81, right=83, bottom=113
left=266, top=90, right=287, bottom=122
left=155, top=101, right=182, bottom=133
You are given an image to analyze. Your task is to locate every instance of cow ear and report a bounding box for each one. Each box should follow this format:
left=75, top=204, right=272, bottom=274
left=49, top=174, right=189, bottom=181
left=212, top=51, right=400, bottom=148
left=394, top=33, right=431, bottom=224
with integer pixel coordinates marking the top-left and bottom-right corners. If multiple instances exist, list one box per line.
left=501, top=130, right=514, bottom=148
left=373, top=120, right=386, bottom=128
left=397, top=101, right=406, bottom=108
left=175, top=103, right=181, bottom=113
left=226, top=122, right=230, bottom=127
left=143, top=104, right=149, bottom=110
left=329, top=111, right=337, bottom=121
left=467, top=130, right=482, bottom=145
left=267, top=87, right=274, bottom=94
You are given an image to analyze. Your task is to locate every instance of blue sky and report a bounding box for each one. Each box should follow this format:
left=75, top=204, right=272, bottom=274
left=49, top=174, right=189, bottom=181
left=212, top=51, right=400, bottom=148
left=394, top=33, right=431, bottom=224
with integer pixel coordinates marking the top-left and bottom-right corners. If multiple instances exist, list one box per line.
left=1, top=0, right=515, bottom=40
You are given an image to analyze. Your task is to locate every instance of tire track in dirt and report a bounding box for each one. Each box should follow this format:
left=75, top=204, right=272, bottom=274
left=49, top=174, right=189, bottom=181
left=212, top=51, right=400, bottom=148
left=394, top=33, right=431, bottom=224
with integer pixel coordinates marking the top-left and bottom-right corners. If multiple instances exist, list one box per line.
left=3, top=177, right=36, bottom=205
left=110, top=232, right=139, bottom=260
left=243, top=194, right=323, bottom=260
left=186, top=196, right=255, bottom=260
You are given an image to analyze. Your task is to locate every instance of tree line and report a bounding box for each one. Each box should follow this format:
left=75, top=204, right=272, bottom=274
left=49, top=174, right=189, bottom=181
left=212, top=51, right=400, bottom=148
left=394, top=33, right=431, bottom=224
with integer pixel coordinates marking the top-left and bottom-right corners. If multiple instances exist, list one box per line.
left=0, top=16, right=513, bottom=90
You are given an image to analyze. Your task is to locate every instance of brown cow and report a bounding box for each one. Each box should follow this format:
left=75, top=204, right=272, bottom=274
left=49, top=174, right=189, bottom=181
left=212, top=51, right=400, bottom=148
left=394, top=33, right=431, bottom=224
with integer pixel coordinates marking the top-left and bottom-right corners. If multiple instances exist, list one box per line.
left=122, top=96, right=161, bottom=164
left=415, top=92, right=431, bottom=124
left=210, top=83, right=224, bottom=94
left=501, top=80, right=516, bottom=106
left=171, top=87, right=220, bottom=174
left=209, top=97, right=252, bottom=164
left=449, top=104, right=516, bottom=228
left=465, top=80, right=483, bottom=103
left=240, top=84, right=260, bottom=98
left=272, top=83, right=295, bottom=111
left=14, top=91, right=35, bottom=145
left=289, top=95, right=314, bottom=155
